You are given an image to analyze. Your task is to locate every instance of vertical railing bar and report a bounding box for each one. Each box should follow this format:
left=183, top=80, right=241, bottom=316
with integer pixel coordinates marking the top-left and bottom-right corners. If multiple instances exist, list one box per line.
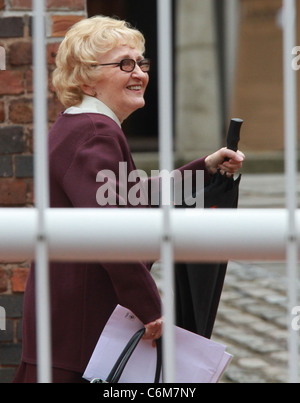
left=157, top=0, right=176, bottom=383
left=33, top=0, right=52, bottom=383
left=283, top=0, right=299, bottom=384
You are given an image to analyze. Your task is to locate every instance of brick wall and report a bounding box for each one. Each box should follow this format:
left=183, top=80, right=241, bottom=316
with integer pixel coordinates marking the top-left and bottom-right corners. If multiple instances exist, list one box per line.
left=0, top=0, right=87, bottom=383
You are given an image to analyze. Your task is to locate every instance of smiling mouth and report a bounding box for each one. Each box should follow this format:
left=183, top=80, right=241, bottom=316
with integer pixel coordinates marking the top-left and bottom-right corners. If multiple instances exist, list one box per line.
left=127, top=85, right=142, bottom=91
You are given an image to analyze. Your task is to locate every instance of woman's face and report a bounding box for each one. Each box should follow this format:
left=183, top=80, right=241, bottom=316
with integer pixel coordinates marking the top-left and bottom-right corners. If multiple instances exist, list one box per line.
left=89, top=45, right=149, bottom=123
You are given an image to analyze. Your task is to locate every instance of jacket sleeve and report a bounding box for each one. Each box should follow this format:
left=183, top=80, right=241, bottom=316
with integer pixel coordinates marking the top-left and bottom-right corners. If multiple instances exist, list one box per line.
left=146, top=157, right=211, bottom=207
left=62, top=129, right=162, bottom=324
left=176, top=157, right=211, bottom=184
left=101, top=262, right=162, bottom=325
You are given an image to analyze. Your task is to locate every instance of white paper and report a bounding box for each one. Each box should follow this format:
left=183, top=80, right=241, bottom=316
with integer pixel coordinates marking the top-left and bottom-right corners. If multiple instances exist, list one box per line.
left=83, top=305, right=231, bottom=383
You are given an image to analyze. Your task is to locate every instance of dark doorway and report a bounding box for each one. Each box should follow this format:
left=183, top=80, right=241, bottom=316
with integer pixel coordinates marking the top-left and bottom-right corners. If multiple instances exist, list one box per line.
left=87, top=0, right=159, bottom=152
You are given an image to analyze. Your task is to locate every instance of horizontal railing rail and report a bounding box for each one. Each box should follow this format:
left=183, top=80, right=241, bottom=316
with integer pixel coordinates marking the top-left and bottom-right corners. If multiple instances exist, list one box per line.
left=0, top=208, right=298, bottom=263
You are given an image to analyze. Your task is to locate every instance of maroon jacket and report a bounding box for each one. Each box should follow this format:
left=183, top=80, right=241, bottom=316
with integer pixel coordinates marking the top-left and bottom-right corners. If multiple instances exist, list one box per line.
left=21, top=112, right=210, bottom=373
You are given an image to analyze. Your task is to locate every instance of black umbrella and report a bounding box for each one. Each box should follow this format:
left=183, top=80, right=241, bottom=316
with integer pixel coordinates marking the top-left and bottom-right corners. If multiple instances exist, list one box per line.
left=175, top=119, right=243, bottom=339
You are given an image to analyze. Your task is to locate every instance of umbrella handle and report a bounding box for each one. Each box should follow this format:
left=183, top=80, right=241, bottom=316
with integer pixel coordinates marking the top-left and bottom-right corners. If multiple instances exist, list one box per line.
left=224, top=118, right=243, bottom=161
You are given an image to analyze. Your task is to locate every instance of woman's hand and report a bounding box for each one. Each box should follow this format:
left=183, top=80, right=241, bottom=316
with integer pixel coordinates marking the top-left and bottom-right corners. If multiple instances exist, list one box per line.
left=143, top=317, right=163, bottom=347
left=205, top=148, right=245, bottom=176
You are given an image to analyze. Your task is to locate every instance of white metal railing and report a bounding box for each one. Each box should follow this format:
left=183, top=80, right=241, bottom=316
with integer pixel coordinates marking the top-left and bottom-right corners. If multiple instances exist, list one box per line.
left=0, top=208, right=299, bottom=263
left=32, top=0, right=51, bottom=383
left=0, top=0, right=298, bottom=383
left=157, top=0, right=176, bottom=383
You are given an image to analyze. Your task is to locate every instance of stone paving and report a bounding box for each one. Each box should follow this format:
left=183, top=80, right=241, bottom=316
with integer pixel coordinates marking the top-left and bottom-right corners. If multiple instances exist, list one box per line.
left=213, top=174, right=300, bottom=383
left=153, top=173, right=300, bottom=383
left=213, top=261, right=297, bottom=383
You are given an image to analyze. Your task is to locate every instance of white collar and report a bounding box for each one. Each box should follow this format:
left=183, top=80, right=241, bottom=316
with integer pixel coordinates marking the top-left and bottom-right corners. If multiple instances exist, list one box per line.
left=64, top=95, right=122, bottom=128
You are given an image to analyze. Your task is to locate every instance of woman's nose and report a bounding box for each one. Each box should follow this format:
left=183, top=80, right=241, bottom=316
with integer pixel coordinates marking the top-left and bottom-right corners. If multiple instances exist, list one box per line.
left=132, top=64, right=146, bottom=77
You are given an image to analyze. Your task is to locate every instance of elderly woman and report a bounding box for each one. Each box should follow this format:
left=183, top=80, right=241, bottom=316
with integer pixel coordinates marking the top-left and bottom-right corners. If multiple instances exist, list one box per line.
left=14, top=16, right=244, bottom=383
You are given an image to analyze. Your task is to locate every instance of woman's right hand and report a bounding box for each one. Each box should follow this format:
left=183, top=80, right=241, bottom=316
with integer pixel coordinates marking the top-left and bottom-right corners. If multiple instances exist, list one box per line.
left=143, top=317, right=163, bottom=346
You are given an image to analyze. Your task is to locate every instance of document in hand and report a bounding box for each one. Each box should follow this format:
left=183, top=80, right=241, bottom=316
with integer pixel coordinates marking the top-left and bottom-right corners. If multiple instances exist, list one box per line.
left=83, top=305, right=232, bottom=383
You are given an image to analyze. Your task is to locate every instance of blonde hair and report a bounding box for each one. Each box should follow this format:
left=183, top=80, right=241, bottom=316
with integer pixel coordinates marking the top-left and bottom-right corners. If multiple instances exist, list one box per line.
left=52, top=16, right=146, bottom=108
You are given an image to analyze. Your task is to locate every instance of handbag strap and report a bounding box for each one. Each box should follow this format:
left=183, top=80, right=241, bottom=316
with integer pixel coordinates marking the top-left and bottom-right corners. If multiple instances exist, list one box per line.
left=108, top=328, right=145, bottom=383
left=154, top=337, right=162, bottom=383
left=106, top=328, right=162, bottom=383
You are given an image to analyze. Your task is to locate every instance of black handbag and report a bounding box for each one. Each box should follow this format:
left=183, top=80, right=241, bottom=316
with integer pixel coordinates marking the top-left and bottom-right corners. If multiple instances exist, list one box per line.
left=91, top=328, right=162, bottom=383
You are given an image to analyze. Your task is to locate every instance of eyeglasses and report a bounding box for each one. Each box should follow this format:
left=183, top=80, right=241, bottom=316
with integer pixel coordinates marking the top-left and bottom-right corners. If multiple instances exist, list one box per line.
left=97, top=58, right=151, bottom=73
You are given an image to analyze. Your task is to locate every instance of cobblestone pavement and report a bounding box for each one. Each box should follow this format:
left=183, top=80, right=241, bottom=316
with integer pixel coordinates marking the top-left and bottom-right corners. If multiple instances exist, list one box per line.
left=213, top=261, right=298, bottom=383
left=213, top=174, right=300, bottom=383
left=153, top=174, right=300, bottom=384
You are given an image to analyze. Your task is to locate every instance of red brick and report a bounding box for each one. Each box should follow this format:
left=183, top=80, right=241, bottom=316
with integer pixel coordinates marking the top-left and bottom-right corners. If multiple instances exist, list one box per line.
left=25, top=69, right=33, bottom=93
left=10, top=0, right=32, bottom=10
left=11, top=0, right=86, bottom=11
left=9, top=98, right=33, bottom=123
left=0, top=0, right=5, bottom=11
left=51, top=15, right=85, bottom=37
left=9, top=41, right=32, bottom=66
left=27, top=180, right=34, bottom=205
left=0, top=71, right=24, bottom=95
left=47, top=42, right=60, bottom=65
left=11, top=267, right=29, bottom=292
left=48, top=96, right=64, bottom=122
left=47, top=0, right=85, bottom=10
left=0, top=101, right=4, bottom=122
left=48, top=68, right=56, bottom=93
left=0, top=267, right=8, bottom=293
left=0, top=179, right=27, bottom=206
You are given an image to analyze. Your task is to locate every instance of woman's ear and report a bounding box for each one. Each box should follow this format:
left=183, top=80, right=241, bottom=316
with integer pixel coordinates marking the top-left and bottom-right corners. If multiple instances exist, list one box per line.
left=81, top=84, right=96, bottom=97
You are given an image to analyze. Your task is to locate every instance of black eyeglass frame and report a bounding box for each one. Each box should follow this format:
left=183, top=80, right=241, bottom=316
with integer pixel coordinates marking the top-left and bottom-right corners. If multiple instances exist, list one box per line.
left=97, top=58, right=151, bottom=73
